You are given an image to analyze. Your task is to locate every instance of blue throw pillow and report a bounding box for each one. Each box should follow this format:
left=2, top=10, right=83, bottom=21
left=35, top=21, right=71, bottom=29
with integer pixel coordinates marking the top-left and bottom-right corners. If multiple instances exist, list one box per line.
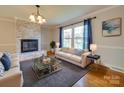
left=0, top=53, right=11, bottom=71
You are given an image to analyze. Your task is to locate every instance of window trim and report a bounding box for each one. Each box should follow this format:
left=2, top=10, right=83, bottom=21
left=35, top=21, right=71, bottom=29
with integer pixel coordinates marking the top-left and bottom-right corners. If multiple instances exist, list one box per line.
left=62, top=22, right=85, bottom=50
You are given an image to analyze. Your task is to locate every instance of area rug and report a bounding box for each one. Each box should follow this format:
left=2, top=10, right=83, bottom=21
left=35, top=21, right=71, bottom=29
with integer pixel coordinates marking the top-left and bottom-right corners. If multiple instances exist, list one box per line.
left=20, top=59, right=91, bottom=87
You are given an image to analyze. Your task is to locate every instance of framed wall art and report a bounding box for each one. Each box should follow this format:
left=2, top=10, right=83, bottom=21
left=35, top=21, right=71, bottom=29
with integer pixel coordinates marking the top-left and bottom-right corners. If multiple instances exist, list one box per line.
left=102, top=18, right=122, bottom=37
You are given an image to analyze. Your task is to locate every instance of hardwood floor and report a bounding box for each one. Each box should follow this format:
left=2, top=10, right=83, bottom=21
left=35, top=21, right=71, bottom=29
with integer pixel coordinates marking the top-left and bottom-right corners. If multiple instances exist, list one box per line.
left=73, top=63, right=124, bottom=87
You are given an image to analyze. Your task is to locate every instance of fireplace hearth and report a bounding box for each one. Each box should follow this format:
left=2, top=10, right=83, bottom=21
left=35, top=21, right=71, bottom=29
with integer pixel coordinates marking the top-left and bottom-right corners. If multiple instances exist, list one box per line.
left=21, top=39, right=38, bottom=53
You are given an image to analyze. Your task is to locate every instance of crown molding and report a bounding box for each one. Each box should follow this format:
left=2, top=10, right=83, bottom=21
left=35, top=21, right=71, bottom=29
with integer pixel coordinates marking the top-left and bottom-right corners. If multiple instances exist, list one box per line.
left=82, top=5, right=120, bottom=18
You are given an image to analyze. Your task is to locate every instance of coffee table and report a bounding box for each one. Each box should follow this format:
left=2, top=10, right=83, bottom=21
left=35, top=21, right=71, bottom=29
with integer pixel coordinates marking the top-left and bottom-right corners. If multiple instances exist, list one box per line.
left=32, top=56, right=62, bottom=79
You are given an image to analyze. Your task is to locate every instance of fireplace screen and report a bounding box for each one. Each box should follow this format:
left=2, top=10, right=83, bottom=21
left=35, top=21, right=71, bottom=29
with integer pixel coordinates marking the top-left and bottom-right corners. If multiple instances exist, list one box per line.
left=21, top=39, right=38, bottom=53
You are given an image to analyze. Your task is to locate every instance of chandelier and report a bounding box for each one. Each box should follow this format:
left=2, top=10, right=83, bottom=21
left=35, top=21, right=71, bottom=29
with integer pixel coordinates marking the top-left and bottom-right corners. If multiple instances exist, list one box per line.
left=29, top=5, right=46, bottom=24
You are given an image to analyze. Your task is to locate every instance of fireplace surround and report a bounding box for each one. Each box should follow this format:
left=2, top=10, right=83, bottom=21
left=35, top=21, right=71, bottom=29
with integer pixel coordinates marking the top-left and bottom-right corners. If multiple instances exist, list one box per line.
left=21, top=39, right=38, bottom=53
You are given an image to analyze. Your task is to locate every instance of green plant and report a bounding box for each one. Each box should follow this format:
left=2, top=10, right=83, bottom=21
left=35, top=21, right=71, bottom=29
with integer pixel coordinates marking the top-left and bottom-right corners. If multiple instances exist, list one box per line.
left=50, top=41, right=56, bottom=49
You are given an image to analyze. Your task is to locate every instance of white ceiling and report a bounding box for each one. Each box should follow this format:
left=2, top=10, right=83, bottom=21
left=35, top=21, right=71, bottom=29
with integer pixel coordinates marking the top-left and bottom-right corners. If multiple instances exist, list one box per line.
left=0, top=5, right=111, bottom=25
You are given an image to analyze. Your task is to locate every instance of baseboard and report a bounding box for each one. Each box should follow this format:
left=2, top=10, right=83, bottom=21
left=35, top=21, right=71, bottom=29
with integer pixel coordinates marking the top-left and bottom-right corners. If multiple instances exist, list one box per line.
left=101, top=63, right=124, bottom=73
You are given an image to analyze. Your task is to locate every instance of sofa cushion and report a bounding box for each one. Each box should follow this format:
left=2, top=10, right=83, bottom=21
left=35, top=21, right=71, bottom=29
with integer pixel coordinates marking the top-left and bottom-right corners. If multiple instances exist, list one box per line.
left=73, top=49, right=84, bottom=56
left=67, top=48, right=76, bottom=54
left=71, top=54, right=81, bottom=63
left=0, top=67, right=20, bottom=80
left=60, top=48, right=69, bottom=53
left=60, top=48, right=84, bottom=56
left=10, top=53, right=19, bottom=68
left=56, top=51, right=72, bottom=59
left=61, top=48, right=75, bottom=54
left=0, top=54, right=11, bottom=71
left=56, top=51, right=81, bottom=63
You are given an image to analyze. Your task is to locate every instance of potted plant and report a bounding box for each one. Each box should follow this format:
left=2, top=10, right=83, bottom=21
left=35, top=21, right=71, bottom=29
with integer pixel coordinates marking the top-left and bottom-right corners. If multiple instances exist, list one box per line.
left=50, top=41, right=56, bottom=53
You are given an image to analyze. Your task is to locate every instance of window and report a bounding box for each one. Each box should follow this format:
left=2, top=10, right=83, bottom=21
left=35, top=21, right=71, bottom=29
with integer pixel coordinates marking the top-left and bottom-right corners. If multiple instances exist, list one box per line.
left=62, top=23, right=86, bottom=50
left=74, top=26, right=83, bottom=49
left=63, top=28, right=72, bottom=48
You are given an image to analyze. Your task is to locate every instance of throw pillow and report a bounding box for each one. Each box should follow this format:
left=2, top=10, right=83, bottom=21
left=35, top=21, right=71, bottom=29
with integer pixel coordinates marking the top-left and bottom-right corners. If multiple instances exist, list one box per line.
left=61, top=48, right=69, bottom=53
left=0, top=61, right=5, bottom=76
left=4, top=52, right=12, bottom=63
left=0, top=53, right=11, bottom=71
left=67, top=48, right=75, bottom=54
left=74, top=49, right=84, bottom=56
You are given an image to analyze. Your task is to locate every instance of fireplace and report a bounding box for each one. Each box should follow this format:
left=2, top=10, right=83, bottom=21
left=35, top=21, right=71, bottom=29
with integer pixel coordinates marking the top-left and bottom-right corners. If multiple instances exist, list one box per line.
left=21, top=39, right=38, bottom=53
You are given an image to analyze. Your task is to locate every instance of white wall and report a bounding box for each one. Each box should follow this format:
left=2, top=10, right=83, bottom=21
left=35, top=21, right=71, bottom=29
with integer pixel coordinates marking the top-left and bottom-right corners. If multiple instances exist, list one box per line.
left=52, top=26, right=59, bottom=42
left=41, top=26, right=54, bottom=50
left=92, top=6, right=124, bottom=71
left=0, top=17, right=16, bottom=53
left=53, top=6, right=124, bottom=72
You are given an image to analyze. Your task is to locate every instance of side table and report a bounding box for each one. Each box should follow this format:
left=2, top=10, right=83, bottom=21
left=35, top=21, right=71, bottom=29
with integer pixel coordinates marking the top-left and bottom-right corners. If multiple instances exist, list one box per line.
left=87, top=54, right=101, bottom=64
left=87, top=54, right=101, bottom=70
left=47, top=50, right=55, bottom=57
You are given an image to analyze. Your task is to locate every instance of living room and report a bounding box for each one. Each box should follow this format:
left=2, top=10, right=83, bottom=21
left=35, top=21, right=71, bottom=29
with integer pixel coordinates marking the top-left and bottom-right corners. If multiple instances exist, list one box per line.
left=0, top=4, right=124, bottom=88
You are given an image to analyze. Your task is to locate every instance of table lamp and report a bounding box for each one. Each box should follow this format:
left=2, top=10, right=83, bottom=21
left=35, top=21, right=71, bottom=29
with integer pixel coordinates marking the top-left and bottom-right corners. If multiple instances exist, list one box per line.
left=41, top=50, right=47, bottom=57
left=56, top=42, right=60, bottom=48
left=90, top=44, right=97, bottom=55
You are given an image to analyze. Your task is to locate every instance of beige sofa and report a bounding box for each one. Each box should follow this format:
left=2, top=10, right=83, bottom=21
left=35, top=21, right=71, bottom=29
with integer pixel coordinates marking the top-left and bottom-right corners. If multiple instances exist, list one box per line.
left=55, top=48, right=91, bottom=68
left=0, top=53, right=23, bottom=87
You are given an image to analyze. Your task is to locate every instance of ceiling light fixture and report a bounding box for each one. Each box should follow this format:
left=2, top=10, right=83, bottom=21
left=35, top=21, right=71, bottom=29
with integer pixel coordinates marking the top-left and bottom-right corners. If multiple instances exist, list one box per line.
left=29, top=5, right=46, bottom=24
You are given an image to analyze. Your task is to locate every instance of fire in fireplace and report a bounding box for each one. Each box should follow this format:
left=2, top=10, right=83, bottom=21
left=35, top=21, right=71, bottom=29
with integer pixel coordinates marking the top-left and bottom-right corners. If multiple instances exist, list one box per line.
left=21, top=39, right=38, bottom=53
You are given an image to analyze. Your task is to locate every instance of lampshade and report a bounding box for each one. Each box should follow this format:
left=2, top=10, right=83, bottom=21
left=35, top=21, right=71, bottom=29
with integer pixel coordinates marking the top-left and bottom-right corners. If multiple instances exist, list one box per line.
left=41, top=50, right=47, bottom=56
left=37, top=15, right=42, bottom=21
left=90, top=44, right=97, bottom=51
left=56, top=42, right=60, bottom=48
left=29, top=14, right=35, bottom=22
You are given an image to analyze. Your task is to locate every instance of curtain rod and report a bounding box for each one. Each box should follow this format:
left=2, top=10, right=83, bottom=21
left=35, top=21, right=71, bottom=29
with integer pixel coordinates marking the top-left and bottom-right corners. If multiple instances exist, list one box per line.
left=60, top=16, right=96, bottom=28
